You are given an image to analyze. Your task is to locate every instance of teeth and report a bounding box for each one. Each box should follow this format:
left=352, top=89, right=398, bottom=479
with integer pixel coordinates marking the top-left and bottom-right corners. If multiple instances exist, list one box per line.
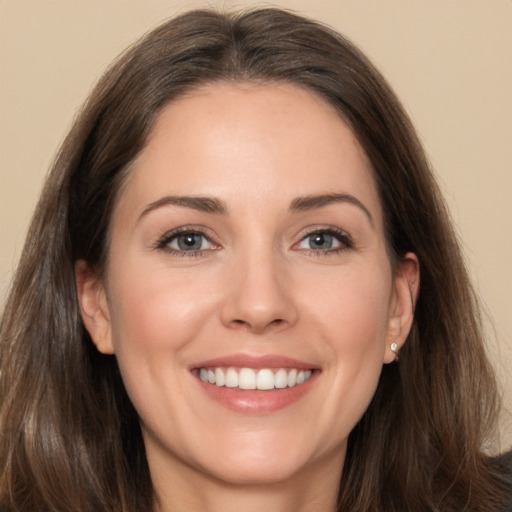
left=257, top=369, right=275, bottom=390
left=225, top=368, right=238, bottom=388
left=239, top=368, right=256, bottom=389
left=197, top=367, right=314, bottom=390
left=274, top=368, right=288, bottom=389
left=215, top=367, right=225, bottom=386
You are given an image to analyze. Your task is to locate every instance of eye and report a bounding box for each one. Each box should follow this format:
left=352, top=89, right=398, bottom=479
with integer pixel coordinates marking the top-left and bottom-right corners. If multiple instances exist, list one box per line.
left=296, top=228, right=353, bottom=253
left=169, top=233, right=210, bottom=251
left=157, top=229, right=217, bottom=256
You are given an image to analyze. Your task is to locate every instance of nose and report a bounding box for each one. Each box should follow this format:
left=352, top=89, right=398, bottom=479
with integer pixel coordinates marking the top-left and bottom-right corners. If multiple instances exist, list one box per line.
left=220, top=251, right=298, bottom=334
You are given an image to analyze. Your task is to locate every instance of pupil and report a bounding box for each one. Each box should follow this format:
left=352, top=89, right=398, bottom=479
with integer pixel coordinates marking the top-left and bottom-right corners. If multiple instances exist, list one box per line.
left=311, top=233, right=332, bottom=249
left=178, top=234, right=201, bottom=250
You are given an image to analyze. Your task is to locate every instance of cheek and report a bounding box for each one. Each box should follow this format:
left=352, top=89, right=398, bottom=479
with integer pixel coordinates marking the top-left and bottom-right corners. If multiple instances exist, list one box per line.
left=331, top=266, right=392, bottom=378
left=105, top=261, right=222, bottom=383
left=304, top=263, right=392, bottom=430
left=104, top=264, right=222, bottom=428
left=305, top=262, right=392, bottom=347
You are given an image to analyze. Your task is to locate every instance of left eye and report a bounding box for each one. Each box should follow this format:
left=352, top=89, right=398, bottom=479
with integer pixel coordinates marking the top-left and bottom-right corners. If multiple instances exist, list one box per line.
left=166, top=233, right=213, bottom=252
left=296, top=231, right=349, bottom=251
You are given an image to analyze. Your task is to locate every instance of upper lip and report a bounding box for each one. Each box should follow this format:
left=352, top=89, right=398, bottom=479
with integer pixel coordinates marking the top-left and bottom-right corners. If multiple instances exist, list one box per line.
left=191, top=353, right=318, bottom=370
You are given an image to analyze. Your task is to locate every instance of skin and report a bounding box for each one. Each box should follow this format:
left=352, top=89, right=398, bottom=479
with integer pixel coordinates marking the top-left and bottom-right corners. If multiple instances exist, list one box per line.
left=77, top=82, right=419, bottom=512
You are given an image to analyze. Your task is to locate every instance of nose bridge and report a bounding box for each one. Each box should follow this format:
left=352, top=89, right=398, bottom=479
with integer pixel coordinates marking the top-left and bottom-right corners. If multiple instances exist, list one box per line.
left=221, top=239, right=297, bottom=333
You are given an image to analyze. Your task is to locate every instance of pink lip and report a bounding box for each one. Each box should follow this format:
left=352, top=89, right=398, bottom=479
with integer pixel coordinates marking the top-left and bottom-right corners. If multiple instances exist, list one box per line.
left=191, top=353, right=320, bottom=415
left=191, top=353, right=317, bottom=371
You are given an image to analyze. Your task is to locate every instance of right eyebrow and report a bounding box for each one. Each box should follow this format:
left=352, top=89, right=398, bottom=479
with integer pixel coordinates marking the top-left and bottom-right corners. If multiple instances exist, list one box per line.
left=137, top=195, right=229, bottom=222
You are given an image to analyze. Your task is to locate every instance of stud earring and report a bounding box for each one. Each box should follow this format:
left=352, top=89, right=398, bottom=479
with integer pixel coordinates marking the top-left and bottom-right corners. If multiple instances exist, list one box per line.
left=390, top=342, right=399, bottom=362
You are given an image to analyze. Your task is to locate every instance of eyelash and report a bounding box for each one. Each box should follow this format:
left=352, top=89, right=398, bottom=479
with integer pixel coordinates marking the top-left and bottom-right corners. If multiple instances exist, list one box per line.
left=155, top=226, right=354, bottom=258
left=295, top=227, right=354, bottom=256
left=155, top=227, right=217, bottom=257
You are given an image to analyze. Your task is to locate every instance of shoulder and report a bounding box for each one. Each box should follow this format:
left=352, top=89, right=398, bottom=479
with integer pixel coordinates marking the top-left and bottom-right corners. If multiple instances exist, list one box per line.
left=494, top=451, right=512, bottom=512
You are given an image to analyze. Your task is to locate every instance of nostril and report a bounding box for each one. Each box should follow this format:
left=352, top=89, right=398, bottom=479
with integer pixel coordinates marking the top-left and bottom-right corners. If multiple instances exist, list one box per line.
left=266, top=318, right=289, bottom=332
left=229, top=319, right=253, bottom=330
left=228, top=317, right=287, bottom=333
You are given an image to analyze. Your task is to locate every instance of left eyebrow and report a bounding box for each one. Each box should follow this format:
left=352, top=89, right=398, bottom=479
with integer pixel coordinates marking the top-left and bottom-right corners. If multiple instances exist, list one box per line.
left=289, top=193, right=374, bottom=225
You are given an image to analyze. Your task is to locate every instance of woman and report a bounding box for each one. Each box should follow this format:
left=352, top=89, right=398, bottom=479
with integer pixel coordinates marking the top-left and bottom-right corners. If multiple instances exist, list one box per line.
left=0, top=8, right=510, bottom=512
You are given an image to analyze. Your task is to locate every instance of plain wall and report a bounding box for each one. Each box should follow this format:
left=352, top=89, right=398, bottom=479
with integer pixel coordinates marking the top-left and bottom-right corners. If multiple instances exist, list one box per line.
left=1, top=0, right=511, bottom=448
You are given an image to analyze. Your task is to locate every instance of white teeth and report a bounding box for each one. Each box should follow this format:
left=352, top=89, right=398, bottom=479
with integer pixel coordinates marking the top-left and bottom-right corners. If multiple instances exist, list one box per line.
left=225, top=368, right=238, bottom=388
left=215, top=367, right=225, bottom=387
left=256, top=369, right=275, bottom=390
left=239, top=368, right=256, bottom=389
left=274, top=368, right=288, bottom=389
left=197, top=366, right=314, bottom=390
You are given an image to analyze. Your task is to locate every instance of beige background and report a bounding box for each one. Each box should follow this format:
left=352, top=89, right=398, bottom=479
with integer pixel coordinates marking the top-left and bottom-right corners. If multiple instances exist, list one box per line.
left=1, top=0, right=511, bottom=449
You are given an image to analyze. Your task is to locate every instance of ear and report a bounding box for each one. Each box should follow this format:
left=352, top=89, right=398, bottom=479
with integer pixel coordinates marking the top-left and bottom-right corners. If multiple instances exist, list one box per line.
left=383, top=252, right=420, bottom=364
left=75, top=260, right=115, bottom=355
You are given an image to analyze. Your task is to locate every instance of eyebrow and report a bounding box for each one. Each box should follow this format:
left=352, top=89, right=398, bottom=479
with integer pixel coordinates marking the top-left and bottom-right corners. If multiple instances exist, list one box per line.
left=139, top=195, right=229, bottom=220
left=138, top=192, right=373, bottom=224
left=290, top=193, right=373, bottom=225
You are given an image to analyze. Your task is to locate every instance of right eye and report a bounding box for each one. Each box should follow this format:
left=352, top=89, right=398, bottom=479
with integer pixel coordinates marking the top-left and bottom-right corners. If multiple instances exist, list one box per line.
left=168, top=233, right=212, bottom=251
left=157, top=229, right=217, bottom=256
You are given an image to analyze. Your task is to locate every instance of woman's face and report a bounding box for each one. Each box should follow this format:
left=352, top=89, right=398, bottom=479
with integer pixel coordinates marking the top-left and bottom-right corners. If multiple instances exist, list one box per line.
left=78, top=82, right=418, bottom=489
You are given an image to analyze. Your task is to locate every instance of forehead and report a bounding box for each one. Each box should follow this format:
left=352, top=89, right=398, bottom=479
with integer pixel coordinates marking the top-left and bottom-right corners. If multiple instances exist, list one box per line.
left=117, top=82, right=383, bottom=225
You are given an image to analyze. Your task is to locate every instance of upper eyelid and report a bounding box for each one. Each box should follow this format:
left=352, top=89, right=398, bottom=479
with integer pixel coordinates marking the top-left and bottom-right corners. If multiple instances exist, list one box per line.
left=295, top=225, right=353, bottom=241
left=294, top=226, right=354, bottom=249
left=159, top=225, right=216, bottom=239
left=156, top=226, right=219, bottom=250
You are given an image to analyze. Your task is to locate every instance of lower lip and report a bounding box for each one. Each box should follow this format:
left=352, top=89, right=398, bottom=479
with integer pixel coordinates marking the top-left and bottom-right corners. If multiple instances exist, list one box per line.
left=194, top=372, right=318, bottom=414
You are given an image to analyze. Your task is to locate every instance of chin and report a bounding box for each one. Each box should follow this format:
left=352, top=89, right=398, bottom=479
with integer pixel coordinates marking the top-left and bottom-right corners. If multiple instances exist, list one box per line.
left=190, top=436, right=330, bottom=487
left=201, top=456, right=305, bottom=487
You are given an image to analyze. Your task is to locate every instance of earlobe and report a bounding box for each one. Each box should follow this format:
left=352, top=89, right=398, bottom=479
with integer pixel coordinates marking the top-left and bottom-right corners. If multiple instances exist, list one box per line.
left=384, top=252, right=420, bottom=364
left=75, top=260, right=115, bottom=355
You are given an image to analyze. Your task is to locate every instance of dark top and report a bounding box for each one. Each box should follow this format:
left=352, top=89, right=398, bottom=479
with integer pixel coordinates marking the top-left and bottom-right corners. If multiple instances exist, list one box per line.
left=497, top=451, right=512, bottom=511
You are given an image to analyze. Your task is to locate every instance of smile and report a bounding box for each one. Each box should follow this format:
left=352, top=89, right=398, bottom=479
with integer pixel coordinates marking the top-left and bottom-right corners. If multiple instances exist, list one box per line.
left=198, top=367, right=314, bottom=390
left=192, top=354, right=319, bottom=413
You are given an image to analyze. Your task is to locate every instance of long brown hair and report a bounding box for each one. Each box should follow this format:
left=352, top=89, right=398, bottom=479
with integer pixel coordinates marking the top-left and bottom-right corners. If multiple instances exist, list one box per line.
left=0, top=8, right=509, bottom=511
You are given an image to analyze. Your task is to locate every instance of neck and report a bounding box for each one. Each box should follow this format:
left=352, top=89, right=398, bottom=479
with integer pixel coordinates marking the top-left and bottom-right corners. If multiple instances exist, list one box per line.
left=151, top=451, right=343, bottom=512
